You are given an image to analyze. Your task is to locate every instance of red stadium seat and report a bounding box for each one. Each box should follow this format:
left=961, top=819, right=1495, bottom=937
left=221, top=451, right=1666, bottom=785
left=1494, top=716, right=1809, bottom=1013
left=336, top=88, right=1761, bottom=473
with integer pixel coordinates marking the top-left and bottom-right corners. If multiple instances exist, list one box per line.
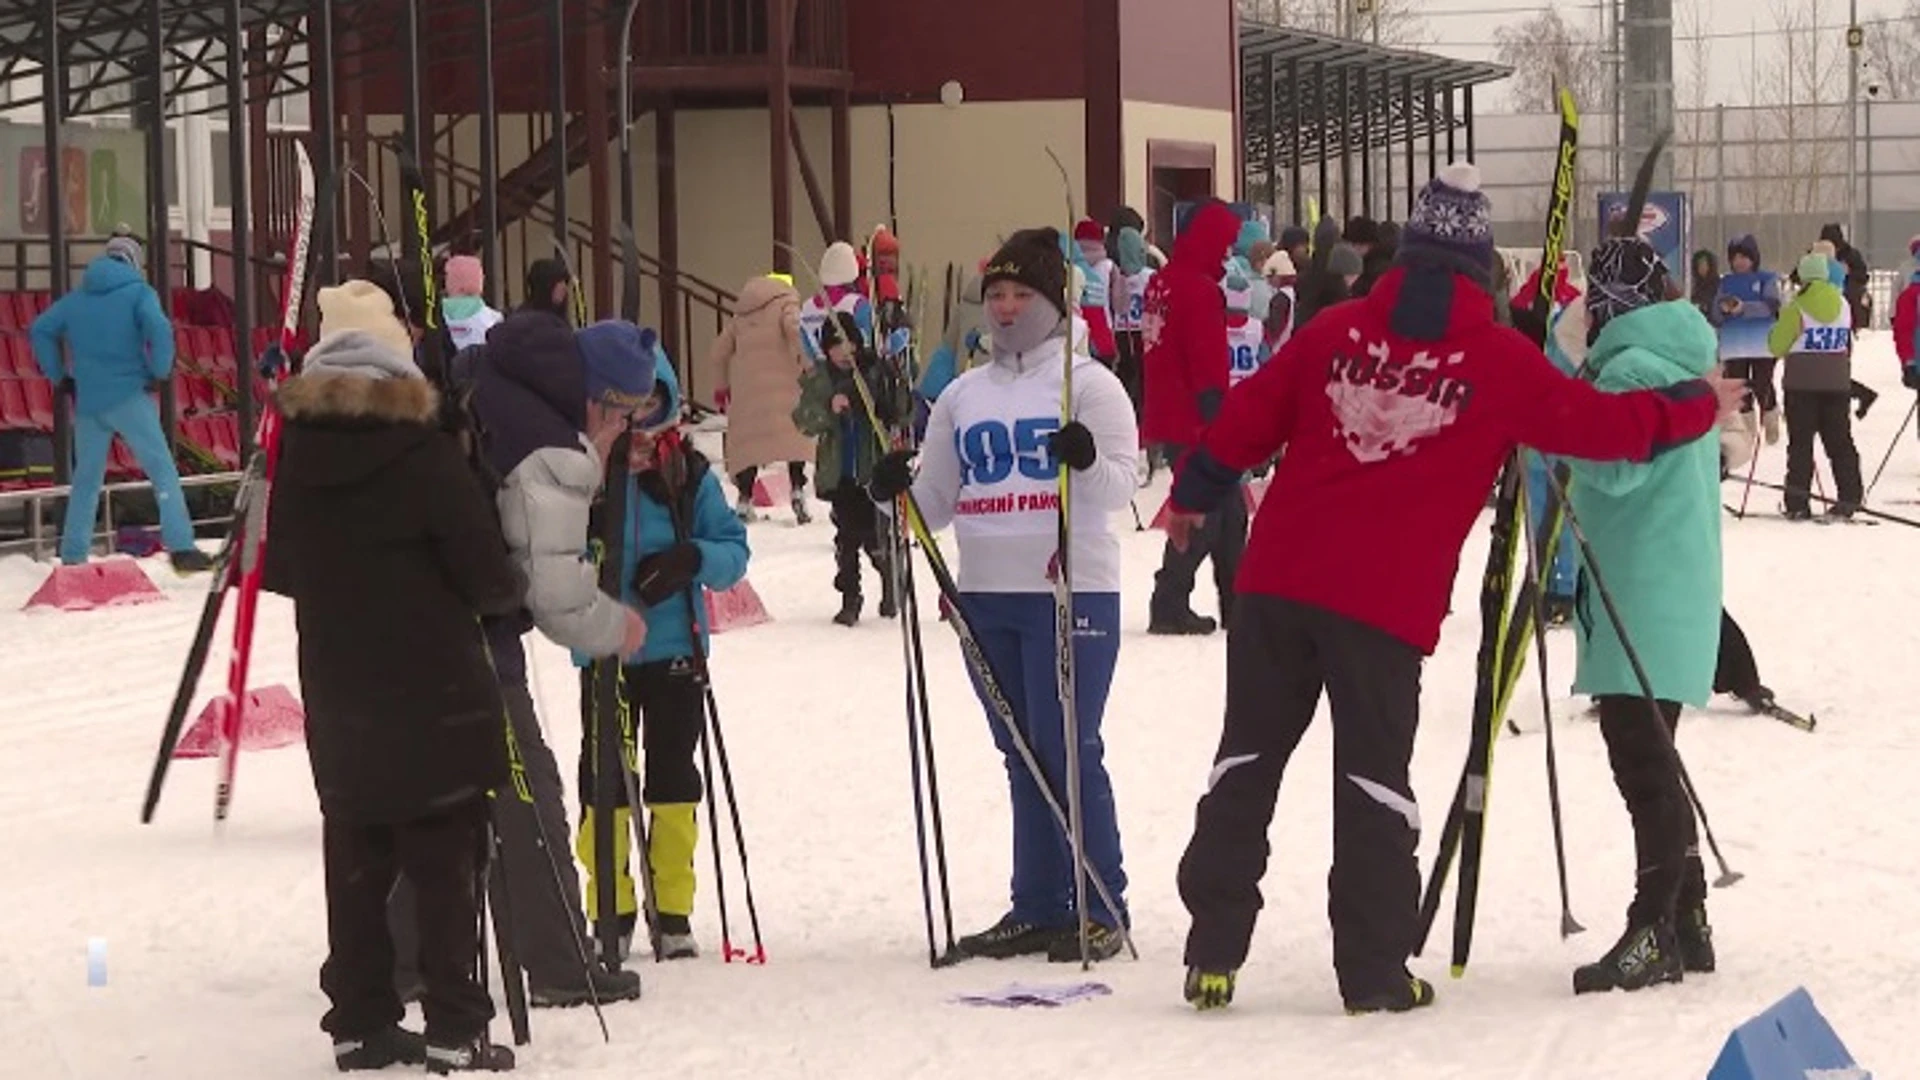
left=0, top=379, right=31, bottom=430
left=22, top=377, right=55, bottom=431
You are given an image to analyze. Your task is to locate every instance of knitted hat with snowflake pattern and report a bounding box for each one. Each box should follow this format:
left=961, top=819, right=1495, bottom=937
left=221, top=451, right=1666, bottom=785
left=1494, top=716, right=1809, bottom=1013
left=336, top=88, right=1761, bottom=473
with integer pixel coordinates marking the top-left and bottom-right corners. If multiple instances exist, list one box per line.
left=1397, top=162, right=1496, bottom=287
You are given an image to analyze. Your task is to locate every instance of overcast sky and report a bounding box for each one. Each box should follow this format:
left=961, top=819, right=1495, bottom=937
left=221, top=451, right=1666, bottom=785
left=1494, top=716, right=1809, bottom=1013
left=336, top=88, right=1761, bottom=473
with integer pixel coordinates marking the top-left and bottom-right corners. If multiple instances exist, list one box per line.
left=1412, top=0, right=1912, bottom=111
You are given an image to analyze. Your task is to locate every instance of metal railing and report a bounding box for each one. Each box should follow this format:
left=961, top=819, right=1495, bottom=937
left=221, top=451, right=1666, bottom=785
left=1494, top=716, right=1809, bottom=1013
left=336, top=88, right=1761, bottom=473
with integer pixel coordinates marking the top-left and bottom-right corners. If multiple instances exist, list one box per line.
left=0, top=471, right=241, bottom=561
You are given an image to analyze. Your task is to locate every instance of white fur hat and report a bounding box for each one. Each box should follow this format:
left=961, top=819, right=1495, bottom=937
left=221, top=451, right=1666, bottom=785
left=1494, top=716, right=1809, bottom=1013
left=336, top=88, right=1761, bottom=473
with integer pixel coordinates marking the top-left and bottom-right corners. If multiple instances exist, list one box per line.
left=317, top=280, right=417, bottom=361
left=819, top=242, right=860, bottom=288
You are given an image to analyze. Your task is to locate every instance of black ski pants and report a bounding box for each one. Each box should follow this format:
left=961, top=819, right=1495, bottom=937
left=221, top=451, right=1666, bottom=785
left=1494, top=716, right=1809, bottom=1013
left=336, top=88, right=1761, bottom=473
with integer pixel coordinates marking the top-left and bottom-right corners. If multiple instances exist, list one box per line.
left=1723, top=357, right=1778, bottom=415
left=828, top=485, right=888, bottom=601
left=1595, top=696, right=1707, bottom=926
left=1151, top=444, right=1247, bottom=624
left=1178, top=595, right=1423, bottom=1004
left=1713, top=608, right=1762, bottom=700
left=1114, top=331, right=1145, bottom=421
left=1784, top=390, right=1863, bottom=511
left=733, top=461, right=808, bottom=501
left=575, top=659, right=707, bottom=811
left=322, top=796, right=493, bottom=1047
left=392, top=632, right=595, bottom=993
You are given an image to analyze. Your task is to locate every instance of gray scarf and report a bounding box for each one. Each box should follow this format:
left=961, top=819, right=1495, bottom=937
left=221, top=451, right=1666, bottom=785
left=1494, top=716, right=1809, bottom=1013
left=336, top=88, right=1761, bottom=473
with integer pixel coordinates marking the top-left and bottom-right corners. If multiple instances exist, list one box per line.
left=990, top=299, right=1067, bottom=367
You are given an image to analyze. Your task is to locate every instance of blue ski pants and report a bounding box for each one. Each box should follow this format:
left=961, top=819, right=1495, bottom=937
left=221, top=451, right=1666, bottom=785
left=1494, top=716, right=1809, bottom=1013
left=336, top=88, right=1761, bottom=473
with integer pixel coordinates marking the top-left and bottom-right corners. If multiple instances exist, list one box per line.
left=61, top=395, right=196, bottom=565
left=1524, top=452, right=1576, bottom=600
left=959, top=591, right=1127, bottom=928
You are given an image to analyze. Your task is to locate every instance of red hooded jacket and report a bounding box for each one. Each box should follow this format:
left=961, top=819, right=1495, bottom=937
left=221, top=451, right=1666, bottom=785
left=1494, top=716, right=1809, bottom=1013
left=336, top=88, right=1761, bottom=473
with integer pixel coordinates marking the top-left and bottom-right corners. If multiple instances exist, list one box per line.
left=1141, top=202, right=1240, bottom=445
left=1171, top=265, right=1719, bottom=653
left=1893, top=277, right=1920, bottom=366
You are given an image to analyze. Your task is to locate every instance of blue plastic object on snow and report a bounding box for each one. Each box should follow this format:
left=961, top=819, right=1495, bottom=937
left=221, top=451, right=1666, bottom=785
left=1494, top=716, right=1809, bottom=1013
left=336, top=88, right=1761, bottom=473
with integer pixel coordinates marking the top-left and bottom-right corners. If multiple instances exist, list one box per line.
left=1706, top=987, right=1870, bottom=1080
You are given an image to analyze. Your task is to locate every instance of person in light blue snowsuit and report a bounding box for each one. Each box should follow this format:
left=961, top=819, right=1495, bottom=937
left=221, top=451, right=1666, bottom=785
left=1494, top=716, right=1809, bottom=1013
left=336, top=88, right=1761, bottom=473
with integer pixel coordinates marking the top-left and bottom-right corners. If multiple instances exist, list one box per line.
left=30, top=236, right=208, bottom=572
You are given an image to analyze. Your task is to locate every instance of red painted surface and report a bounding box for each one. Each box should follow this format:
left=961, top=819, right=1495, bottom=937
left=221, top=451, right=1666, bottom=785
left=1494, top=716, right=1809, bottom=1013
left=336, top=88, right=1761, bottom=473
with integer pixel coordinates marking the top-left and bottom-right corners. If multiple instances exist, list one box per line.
left=1117, top=0, right=1235, bottom=111
left=845, top=0, right=1088, bottom=102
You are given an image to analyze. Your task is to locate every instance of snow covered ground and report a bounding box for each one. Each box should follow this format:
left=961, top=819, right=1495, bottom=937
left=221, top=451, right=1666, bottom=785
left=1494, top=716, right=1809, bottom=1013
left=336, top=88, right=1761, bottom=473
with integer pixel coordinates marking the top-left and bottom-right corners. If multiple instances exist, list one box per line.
left=3, top=337, right=1915, bottom=1079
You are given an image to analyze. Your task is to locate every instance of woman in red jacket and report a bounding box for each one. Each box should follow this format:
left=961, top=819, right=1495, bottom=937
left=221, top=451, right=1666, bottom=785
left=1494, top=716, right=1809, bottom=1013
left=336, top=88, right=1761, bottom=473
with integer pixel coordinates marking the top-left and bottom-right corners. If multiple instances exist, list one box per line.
left=1166, top=163, right=1744, bottom=1015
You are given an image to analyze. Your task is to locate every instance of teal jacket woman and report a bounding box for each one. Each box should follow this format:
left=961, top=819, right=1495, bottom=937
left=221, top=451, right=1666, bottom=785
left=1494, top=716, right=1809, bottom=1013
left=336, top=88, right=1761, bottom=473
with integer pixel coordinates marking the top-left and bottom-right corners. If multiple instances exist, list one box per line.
left=1567, top=299, right=1724, bottom=706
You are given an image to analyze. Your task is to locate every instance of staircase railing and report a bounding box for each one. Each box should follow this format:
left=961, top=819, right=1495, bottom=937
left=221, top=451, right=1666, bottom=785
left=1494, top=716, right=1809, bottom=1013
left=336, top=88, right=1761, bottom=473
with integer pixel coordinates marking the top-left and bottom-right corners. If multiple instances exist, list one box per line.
left=432, top=154, right=736, bottom=406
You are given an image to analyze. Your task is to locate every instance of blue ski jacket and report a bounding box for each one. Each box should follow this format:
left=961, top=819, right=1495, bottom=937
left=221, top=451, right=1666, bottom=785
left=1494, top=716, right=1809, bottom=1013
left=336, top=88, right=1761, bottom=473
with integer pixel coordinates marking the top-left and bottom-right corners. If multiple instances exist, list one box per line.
left=31, top=255, right=175, bottom=416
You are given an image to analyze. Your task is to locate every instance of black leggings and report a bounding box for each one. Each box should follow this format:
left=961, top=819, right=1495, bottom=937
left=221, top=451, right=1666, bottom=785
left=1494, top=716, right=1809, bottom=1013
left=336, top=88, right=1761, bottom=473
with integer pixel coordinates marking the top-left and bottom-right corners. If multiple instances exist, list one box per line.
left=734, top=462, right=808, bottom=500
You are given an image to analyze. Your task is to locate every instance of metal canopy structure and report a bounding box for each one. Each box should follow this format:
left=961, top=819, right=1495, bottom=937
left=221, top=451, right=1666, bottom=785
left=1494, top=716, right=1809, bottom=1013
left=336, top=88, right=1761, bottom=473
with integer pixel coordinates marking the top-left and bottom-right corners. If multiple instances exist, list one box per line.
left=1240, top=22, right=1510, bottom=225
left=0, top=0, right=316, bottom=118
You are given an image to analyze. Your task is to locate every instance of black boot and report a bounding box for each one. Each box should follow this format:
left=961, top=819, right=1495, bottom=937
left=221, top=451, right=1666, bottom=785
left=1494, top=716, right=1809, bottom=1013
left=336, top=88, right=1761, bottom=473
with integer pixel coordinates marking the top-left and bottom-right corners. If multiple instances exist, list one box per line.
left=333, top=1025, right=427, bottom=1072
left=1572, top=921, right=1684, bottom=994
left=956, top=914, right=1060, bottom=959
left=1344, top=971, right=1437, bottom=1015
left=1148, top=609, right=1217, bottom=636
left=424, top=1038, right=515, bottom=1074
left=1676, top=907, right=1715, bottom=973
left=834, top=593, right=862, bottom=627
left=874, top=552, right=898, bottom=619
left=1045, top=921, right=1127, bottom=963
left=528, top=966, right=641, bottom=1008
left=1855, top=382, right=1879, bottom=420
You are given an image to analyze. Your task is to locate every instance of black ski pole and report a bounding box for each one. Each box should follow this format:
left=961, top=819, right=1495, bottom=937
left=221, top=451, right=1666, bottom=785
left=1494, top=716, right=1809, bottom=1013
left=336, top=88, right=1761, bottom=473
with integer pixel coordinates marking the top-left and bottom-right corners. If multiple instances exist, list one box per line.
left=1518, top=473, right=1583, bottom=938
left=895, top=516, right=960, bottom=966
left=1744, top=476, right=1920, bottom=528
left=1865, top=397, right=1917, bottom=500
left=904, top=556, right=960, bottom=963
left=1543, top=469, right=1743, bottom=887
left=482, top=816, right=532, bottom=1045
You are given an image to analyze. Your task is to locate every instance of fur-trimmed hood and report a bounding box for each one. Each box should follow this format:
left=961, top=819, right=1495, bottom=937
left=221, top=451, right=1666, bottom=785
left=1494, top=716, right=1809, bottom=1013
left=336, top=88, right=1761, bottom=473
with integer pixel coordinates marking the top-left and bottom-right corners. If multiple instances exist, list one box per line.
left=275, top=333, right=447, bottom=490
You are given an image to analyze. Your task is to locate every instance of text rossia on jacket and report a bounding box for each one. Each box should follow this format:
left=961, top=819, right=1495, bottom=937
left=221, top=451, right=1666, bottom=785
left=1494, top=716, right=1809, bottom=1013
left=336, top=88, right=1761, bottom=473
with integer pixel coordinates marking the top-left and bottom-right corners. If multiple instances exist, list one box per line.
left=1171, top=265, right=1721, bottom=654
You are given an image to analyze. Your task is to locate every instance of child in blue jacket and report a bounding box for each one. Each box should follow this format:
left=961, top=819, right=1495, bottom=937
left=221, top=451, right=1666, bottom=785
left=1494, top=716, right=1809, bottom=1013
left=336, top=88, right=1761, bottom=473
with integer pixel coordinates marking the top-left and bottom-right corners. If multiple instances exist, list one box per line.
left=571, top=328, right=749, bottom=962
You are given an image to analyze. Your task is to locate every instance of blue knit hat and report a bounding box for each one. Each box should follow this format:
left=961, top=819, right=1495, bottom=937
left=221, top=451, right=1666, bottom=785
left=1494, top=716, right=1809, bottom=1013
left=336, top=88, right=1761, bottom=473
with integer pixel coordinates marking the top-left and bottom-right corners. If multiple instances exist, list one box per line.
left=575, top=320, right=659, bottom=408
left=1398, top=162, right=1496, bottom=286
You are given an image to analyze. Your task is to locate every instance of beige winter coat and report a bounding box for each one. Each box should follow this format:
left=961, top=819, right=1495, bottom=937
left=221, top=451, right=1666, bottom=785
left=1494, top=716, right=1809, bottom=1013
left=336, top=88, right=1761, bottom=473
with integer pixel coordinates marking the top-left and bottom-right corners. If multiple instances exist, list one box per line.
left=711, top=275, right=815, bottom=473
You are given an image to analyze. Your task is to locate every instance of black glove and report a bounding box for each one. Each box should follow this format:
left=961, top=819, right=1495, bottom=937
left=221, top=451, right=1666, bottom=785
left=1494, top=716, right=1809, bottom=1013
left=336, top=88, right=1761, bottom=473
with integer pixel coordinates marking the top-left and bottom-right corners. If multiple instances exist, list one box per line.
left=1048, top=421, right=1097, bottom=472
left=868, top=449, right=916, bottom=502
left=632, top=542, right=702, bottom=607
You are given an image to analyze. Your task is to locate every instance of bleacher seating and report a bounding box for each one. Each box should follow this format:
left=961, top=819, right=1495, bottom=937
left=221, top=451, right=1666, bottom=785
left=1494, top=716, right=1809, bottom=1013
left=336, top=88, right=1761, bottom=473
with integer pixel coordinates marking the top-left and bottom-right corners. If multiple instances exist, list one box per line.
left=0, top=284, right=289, bottom=490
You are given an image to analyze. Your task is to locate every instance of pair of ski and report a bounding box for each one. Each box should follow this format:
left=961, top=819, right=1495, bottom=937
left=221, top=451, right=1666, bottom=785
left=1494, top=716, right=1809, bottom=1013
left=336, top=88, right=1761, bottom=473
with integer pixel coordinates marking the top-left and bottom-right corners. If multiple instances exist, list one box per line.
left=141, top=140, right=317, bottom=826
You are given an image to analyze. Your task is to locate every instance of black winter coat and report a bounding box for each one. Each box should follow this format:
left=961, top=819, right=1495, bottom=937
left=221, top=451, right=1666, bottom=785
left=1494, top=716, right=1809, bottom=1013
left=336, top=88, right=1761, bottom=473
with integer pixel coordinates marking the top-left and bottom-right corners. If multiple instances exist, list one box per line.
left=263, top=370, right=524, bottom=824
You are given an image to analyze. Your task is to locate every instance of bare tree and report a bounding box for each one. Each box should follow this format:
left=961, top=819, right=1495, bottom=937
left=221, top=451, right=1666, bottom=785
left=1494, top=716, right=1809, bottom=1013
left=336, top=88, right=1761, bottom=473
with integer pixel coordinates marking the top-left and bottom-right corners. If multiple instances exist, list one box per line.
left=1237, top=0, right=1425, bottom=46
left=1860, top=0, right=1920, bottom=100
left=1740, top=0, right=1848, bottom=255
left=1491, top=9, right=1609, bottom=114
left=1677, top=0, right=1711, bottom=205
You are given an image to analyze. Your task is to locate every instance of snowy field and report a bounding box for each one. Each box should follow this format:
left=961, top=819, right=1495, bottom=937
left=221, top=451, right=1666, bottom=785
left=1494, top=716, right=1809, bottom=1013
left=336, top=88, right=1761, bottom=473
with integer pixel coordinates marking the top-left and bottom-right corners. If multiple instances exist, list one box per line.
left=3, top=337, right=1916, bottom=1079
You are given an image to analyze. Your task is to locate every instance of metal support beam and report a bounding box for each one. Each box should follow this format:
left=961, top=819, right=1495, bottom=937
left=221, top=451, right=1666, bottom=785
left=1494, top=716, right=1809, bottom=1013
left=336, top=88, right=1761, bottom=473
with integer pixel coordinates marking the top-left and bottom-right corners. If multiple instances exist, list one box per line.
left=1425, top=78, right=1438, bottom=182
left=43, top=0, right=70, bottom=481
left=617, top=0, right=639, bottom=315
left=145, top=0, right=175, bottom=450
left=312, top=0, right=339, bottom=289
left=1314, top=62, right=1327, bottom=216
left=1381, top=71, right=1393, bottom=222
left=477, top=0, right=499, bottom=298
left=656, top=103, right=683, bottom=390
left=830, top=88, right=851, bottom=241
left=585, top=10, right=612, bottom=319
left=549, top=0, right=569, bottom=272
left=1288, top=58, right=1301, bottom=225
left=789, top=113, right=834, bottom=246
left=1262, top=52, right=1276, bottom=209
left=225, top=0, right=256, bottom=455
left=768, top=0, right=793, bottom=273
left=1464, top=84, right=1476, bottom=163
left=1337, top=67, right=1351, bottom=217
left=1444, top=82, right=1457, bottom=162
left=402, top=0, right=424, bottom=178
left=1358, top=68, right=1372, bottom=218
left=1403, top=73, right=1416, bottom=218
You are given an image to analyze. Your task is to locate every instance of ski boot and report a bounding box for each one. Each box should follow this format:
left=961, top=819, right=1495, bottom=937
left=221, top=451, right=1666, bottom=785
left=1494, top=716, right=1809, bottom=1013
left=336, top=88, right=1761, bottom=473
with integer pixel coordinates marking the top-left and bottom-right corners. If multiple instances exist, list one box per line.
left=1676, top=907, right=1715, bottom=974
left=956, top=914, right=1060, bottom=959
left=833, top=593, right=862, bottom=627
left=734, top=493, right=758, bottom=523
left=425, top=1038, right=515, bottom=1074
left=1783, top=506, right=1814, bottom=522
left=1184, top=968, right=1236, bottom=1011
left=877, top=562, right=899, bottom=619
left=1736, top=684, right=1778, bottom=716
left=655, top=913, right=700, bottom=960
left=1827, top=501, right=1861, bottom=521
left=1572, top=921, right=1683, bottom=994
left=1855, top=383, right=1879, bottom=420
left=1344, top=972, right=1437, bottom=1015
left=791, top=488, right=813, bottom=525
left=528, top=966, right=641, bottom=1008
left=1046, top=922, right=1126, bottom=963
left=1148, top=609, right=1217, bottom=636
left=334, top=1025, right=427, bottom=1072
left=169, top=548, right=214, bottom=575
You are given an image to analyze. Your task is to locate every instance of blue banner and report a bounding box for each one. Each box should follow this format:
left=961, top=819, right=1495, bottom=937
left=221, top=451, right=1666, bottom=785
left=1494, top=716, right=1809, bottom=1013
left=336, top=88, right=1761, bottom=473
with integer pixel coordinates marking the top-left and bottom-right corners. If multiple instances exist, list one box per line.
left=1596, top=190, right=1690, bottom=282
